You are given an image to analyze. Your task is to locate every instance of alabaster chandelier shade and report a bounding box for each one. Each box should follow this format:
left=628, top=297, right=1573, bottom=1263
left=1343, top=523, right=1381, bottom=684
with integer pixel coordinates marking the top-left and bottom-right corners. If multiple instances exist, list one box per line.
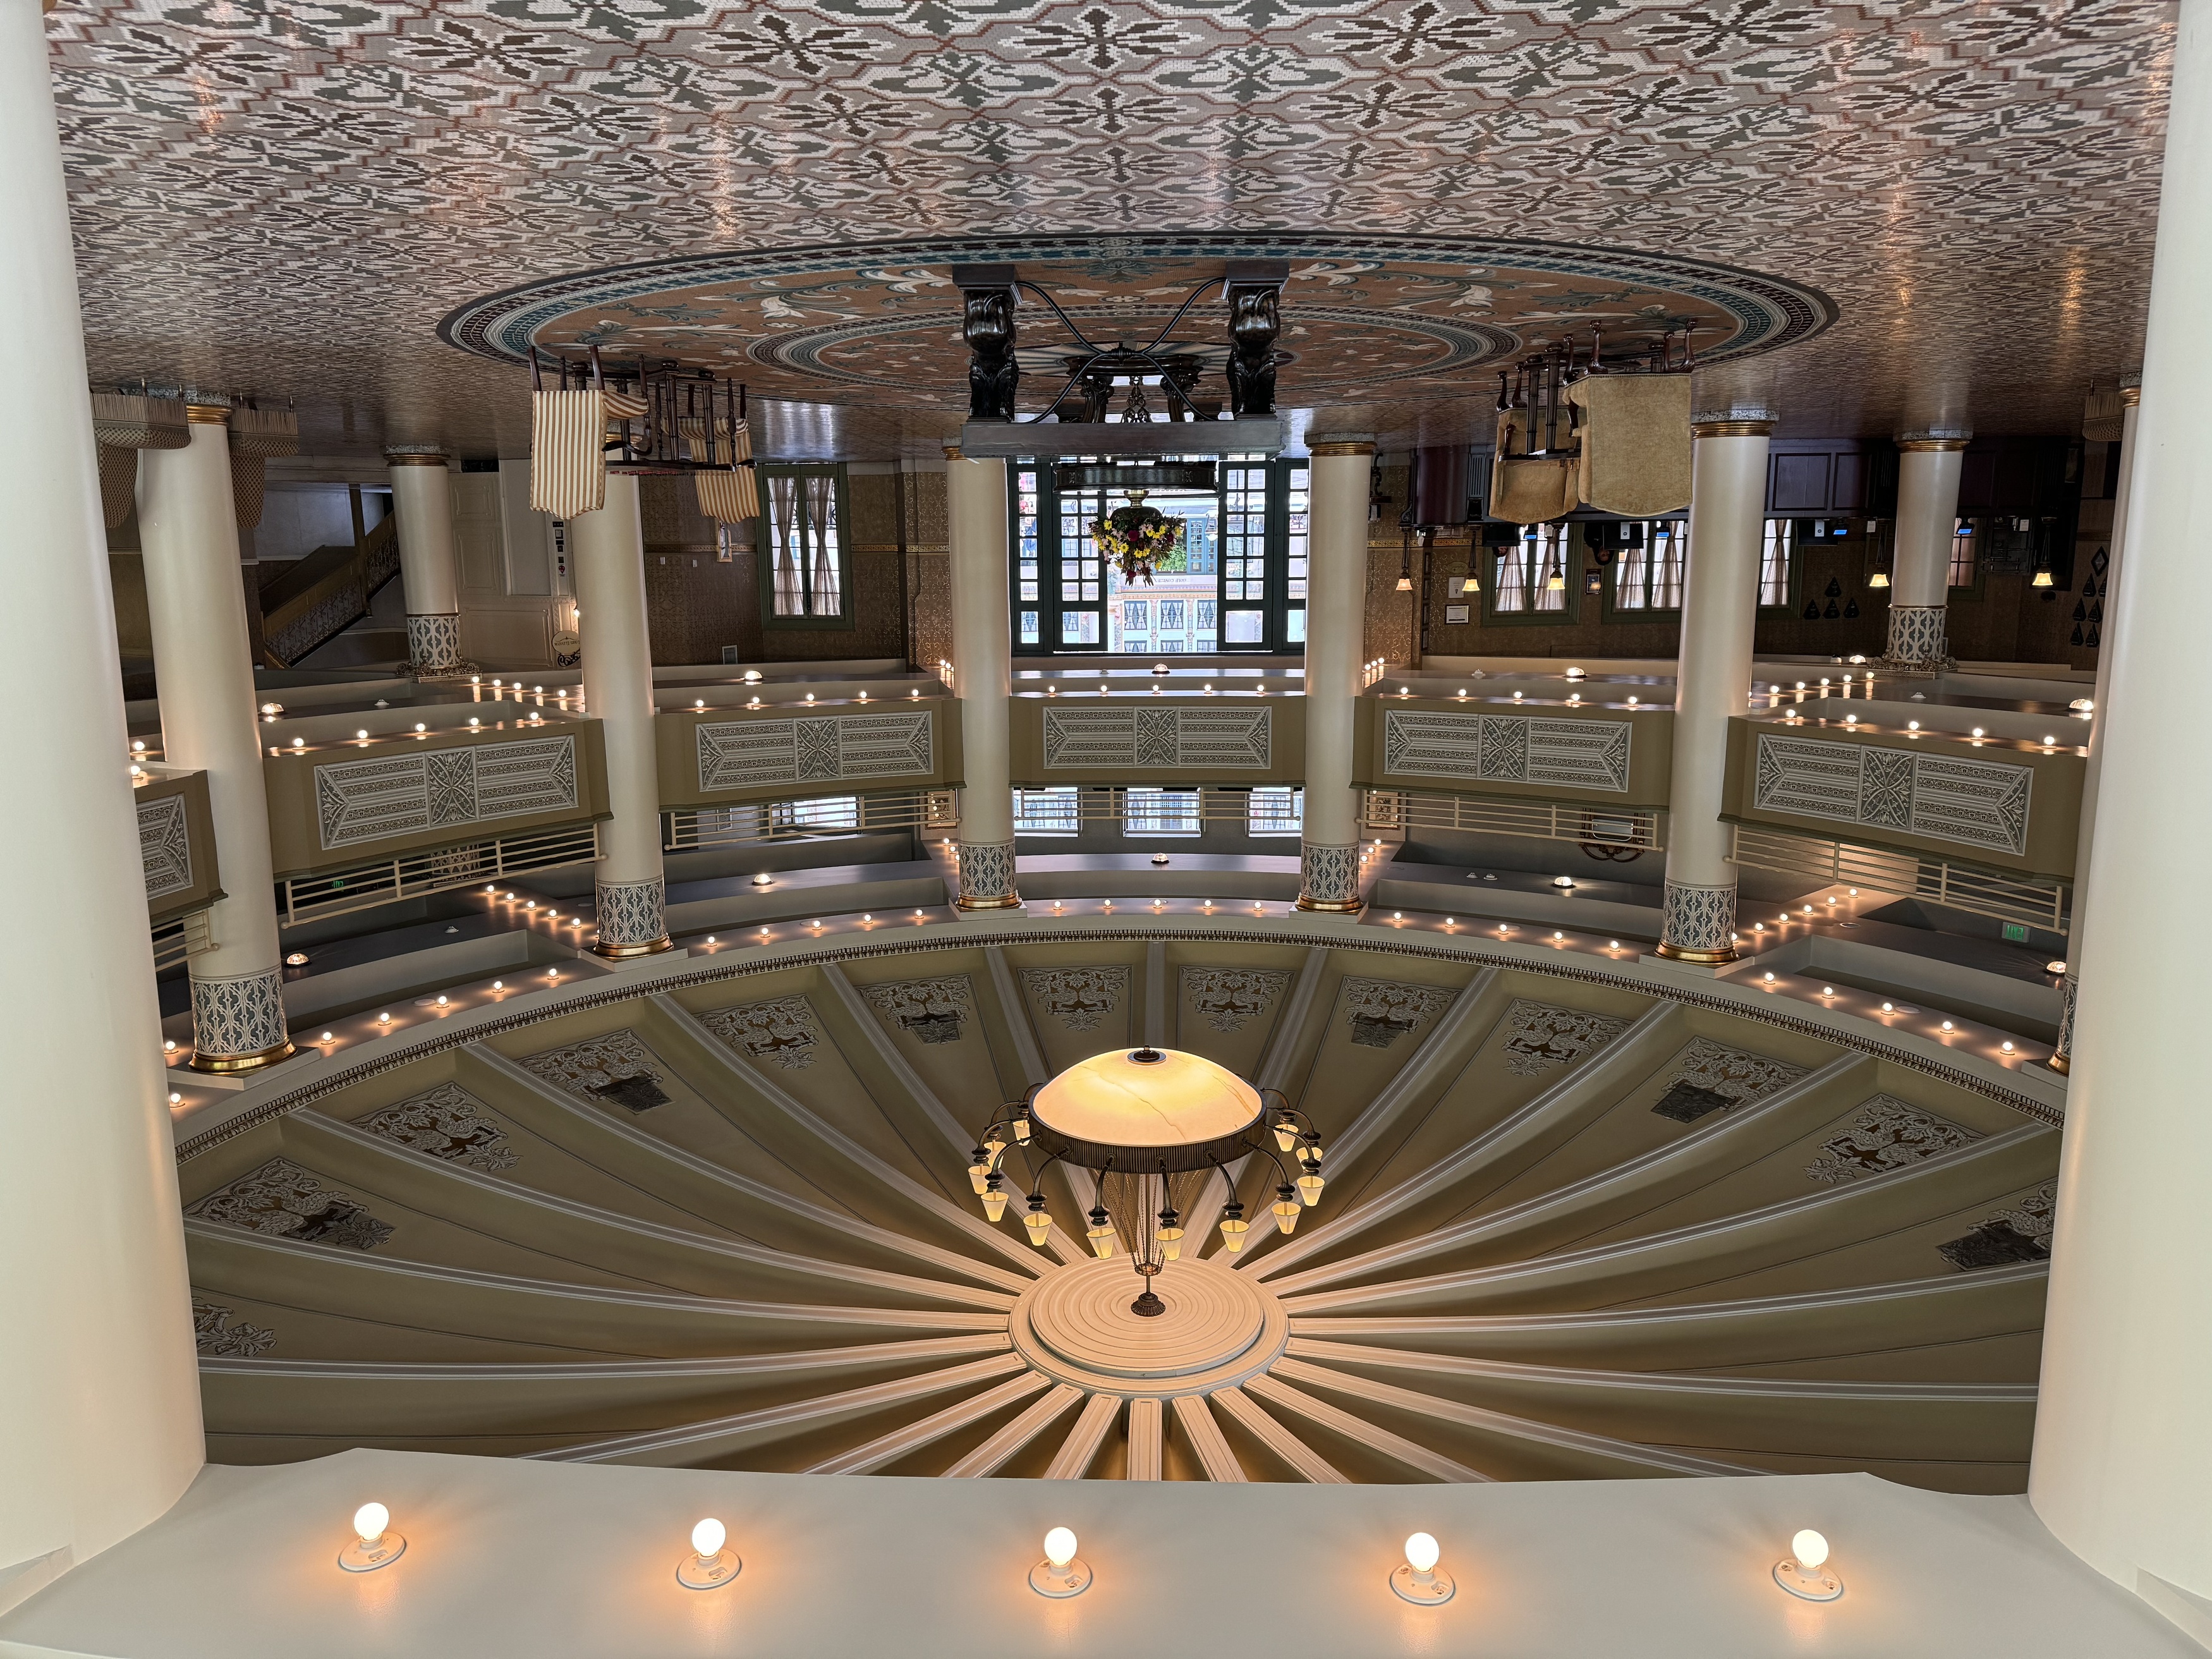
left=971, top=1047, right=1325, bottom=1315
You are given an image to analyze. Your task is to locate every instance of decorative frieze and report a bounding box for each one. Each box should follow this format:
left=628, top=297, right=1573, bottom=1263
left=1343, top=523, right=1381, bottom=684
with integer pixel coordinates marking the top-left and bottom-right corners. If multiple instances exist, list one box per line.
left=1501, top=1000, right=1629, bottom=1076
left=1022, top=967, right=1128, bottom=1032
left=139, top=792, right=193, bottom=901
left=1805, top=1096, right=1981, bottom=1184
left=1181, top=968, right=1292, bottom=1033
left=186, top=1156, right=395, bottom=1250
left=696, top=711, right=933, bottom=793
left=193, top=1299, right=276, bottom=1358
left=1382, top=710, right=1632, bottom=794
left=518, top=1030, right=676, bottom=1112
left=860, top=975, right=974, bottom=1045
left=1752, top=732, right=2033, bottom=857
left=700, top=997, right=825, bottom=1070
left=1042, top=706, right=1270, bottom=769
left=1337, top=978, right=1456, bottom=1050
left=1938, top=1181, right=2057, bottom=1270
left=1651, top=1038, right=1808, bottom=1122
left=313, top=735, right=578, bottom=851
left=360, top=1083, right=518, bottom=1171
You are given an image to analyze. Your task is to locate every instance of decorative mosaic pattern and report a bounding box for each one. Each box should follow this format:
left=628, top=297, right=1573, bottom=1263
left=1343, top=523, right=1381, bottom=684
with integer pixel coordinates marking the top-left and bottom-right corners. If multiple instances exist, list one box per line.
left=1885, top=605, right=1949, bottom=665
left=594, top=875, right=668, bottom=949
left=1500, top=999, right=1630, bottom=1077
left=1041, top=707, right=1270, bottom=769
left=1299, top=842, right=1359, bottom=908
left=138, top=791, right=193, bottom=902
left=1383, top=712, right=1632, bottom=793
left=1938, top=1181, right=2058, bottom=1270
left=1650, top=1038, right=1807, bottom=1122
left=1753, top=733, right=2034, bottom=858
left=2054, top=971, right=2077, bottom=1062
left=957, top=839, right=1018, bottom=904
left=1806, top=1096, right=1982, bottom=1185
left=1661, top=880, right=1737, bottom=955
left=407, top=611, right=464, bottom=671
left=1021, top=966, right=1128, bottom=1033
left=49, top=6, right=2167, bottom=449
left=313, top=736, right=578, bottom=851
left=1181, top=967, right=1292, bottom=1033
left=696, top=712, right=933, bottom=793
left=189, top=966, right=288, bottom=1060
left=359, top=1082, right=518, bottom=1172
left=518, top=1028, right=674, bottom=1112
left=1338, top=976, right=1455, bottom=1050
left=860, top=974, right=973, bottom=1045
left=699, top=996, right=823, bottom=1069
left=193, top=1299, right=276, bottom=1358
left=186, top=1157, right=394, bottom=1250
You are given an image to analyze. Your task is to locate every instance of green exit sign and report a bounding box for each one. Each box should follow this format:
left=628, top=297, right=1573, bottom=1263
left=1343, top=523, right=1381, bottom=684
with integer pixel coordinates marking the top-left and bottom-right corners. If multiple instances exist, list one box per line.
left=2002, top=922, right=2030, bottom=942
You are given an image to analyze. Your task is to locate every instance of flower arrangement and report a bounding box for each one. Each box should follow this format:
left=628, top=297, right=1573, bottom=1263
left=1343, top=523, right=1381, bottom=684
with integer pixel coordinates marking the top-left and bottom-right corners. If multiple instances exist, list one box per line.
left=1092, top=492, right=1184, bottom=585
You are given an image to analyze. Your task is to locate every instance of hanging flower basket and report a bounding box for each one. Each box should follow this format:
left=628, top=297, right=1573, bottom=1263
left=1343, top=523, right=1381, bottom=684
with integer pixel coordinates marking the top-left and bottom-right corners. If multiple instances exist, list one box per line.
left=1092, top=492, right=1184, bottom=585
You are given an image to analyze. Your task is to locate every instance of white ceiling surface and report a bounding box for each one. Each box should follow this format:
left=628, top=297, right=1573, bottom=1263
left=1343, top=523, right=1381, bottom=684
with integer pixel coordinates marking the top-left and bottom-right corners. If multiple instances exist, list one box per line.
left=0, top=1452, right=2197, bottom=1658
left=47, top=0, right=2173, bottom=458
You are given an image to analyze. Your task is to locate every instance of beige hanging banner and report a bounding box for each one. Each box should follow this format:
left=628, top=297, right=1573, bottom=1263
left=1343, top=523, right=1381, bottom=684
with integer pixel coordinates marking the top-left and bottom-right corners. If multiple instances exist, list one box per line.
left=531, top=388, right=606, bottom=518
left=695, top=467, right=760, bottom=525
left=1567, top=374, right=1691, bottom=517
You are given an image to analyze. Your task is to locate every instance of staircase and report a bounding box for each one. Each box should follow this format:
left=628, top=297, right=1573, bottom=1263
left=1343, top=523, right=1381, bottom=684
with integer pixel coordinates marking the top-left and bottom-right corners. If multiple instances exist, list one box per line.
left=260, top=514, right=401, bottom=668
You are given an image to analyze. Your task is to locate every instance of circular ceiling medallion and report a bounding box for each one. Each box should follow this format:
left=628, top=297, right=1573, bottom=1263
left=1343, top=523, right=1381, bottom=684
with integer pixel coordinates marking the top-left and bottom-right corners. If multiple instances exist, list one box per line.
left=1012, top=1257, right=1288, bottom=1397
left=439, top=233, right=1835, bottom=411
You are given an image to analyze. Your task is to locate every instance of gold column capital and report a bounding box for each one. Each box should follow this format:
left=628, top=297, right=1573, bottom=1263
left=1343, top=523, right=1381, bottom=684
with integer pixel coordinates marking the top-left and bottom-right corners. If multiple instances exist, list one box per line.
left=1896, top=431, right=1972, bottom=451
left=1308, top=439, right=1376, bottom=457
left=184, top=404, right=231, bottom=426
left=384, top=448, right=449, bottom=466
left=1690, top=419, right=1774, bottom=439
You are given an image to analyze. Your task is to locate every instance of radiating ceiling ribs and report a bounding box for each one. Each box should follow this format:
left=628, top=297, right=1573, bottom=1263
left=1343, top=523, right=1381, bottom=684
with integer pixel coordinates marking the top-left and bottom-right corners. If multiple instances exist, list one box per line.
left=1207, top=1384, right=1348, bottom=1483
left=1241, top=1371, right=1491, bottom=1484
left=1043, top=1393, right=1122, bottom=1480
left=944, top=1383, right=1086, bottom=1478
left=807, top=1370, right=1052, bottom=1476
left=1170, top=1394, right=1247, bottom=1483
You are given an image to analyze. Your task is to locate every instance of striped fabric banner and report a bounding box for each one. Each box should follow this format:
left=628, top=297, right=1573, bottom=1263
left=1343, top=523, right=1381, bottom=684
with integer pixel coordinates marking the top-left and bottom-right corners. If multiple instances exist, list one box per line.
left=531, top=389, right=605, bottom=518
left=695, top=466, right=759, bottom=525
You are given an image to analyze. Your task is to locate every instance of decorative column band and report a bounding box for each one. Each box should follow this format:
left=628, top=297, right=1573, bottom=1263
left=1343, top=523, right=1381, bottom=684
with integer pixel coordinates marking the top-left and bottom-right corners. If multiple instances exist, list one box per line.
left=1296, top=842, right=1362, bottom=912
left=184, top=405, right=229, bottom=425
left=592, top=876, right=671, bottom=957
left=955, top=841, right=1020, bottom=910
left=1689, top=419, right=1775, bottom=439
left=2048, top=972, right=2077, bottom=1075
left=1656, top=880, right=1738, bottom=964
left=188, top=966, right=294, bottom=1072
left=1308, top=440, right=1376, bottom=457
left=384, top=449, right=449, bottom=466
left=1897, top=437, right=1971, bottom=453
left=1885, top=604, right=1948, bottom=664
left=406, top=613, right=465, bottom=671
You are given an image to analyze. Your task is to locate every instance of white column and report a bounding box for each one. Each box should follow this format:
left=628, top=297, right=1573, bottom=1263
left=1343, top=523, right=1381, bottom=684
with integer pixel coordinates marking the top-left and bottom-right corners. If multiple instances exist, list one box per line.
left=2050, top=379, right=2139, bottom=1074
left=0, top=0, right=202, bottom=1584
left=571, top=471, right=670, bottom=956
left=386, top=446, right=465, bottom=676
left=1656, top=413, right=1771, bottom=963
left=1297, top=439, right=1372, bottom=911
left=138, top=404, right=294, bottom=1070
left=1883, top=434, right=1969, bottom=665
left=947, top=449, right=1018, bottom=908
left=2032, top=0, right=2212, bottom=1597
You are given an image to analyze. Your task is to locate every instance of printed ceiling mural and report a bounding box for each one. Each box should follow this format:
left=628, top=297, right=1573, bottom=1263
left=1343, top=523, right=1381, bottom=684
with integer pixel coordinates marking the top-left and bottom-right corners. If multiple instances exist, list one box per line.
left=442, top=234, right=1835, bottom=410
left=46, top=0, right=2170, bottom=451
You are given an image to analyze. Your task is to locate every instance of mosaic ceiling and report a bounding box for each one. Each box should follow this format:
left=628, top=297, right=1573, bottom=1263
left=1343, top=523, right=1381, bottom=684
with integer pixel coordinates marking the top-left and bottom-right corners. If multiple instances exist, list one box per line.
left=47, top=0, right=2173, bottom=456
left=443, top=233, right=1835, bottom=410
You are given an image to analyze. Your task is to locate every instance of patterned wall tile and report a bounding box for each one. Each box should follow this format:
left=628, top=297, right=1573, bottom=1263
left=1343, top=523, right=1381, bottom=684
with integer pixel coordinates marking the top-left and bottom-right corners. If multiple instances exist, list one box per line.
left=699, top=995, right=825, bottom=1069
left=1181, top=966, right=1291, bottom=1033
left=1383, top=710, right=1632, bottom=793
left=859, top=973, right=973, bottom=1045
left=1500, top=999, right=1629, bottom=1077
left=358, top=1082, right=519, bottom=1171
left=1805, top=1095, right=1981, bottom=1185
left=185, top=1156, right=395, bottom=1250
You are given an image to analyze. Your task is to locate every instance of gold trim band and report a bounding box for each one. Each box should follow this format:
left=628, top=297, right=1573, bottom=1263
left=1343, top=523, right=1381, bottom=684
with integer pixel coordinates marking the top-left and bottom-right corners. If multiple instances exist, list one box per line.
left=384, top=453, right=449, bottom=466
left=1656, top=942, right=1739, bottom=966
left=1897, top=437, right=1971, bottom=452
left=2045, top=1054, right=2071, bottom=1075
left=2120, top=387, right=2141, bottom=408
left=1690, top=420, right=1773, bottom=439
left=185, top=405, right=231, bottom=426
left=943, top=445, right=963, bottom=461
left=1308, top=441, right=1376, bottom=457
left=956, top=892, right=1024, bottom=911
left=592, top=935, right=674, bottom=960
left=190, top=1037, right=296, bottom=1074
left=1296, top=894, right=1366, bottom=913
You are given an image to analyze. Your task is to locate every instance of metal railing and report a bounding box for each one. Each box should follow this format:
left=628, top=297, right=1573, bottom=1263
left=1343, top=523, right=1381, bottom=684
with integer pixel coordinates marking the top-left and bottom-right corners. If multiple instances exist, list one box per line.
left=1729, top=825, right=2070, bottom=935
left=1013, top=786, right=1305, bottom=837
left=1363, top=789, right=1664, bottom=851
left=666, top=790, right=959, bottom=851
left=279, top=824, right=600, bottom=926
left=150, top=908, right=214, bottom=972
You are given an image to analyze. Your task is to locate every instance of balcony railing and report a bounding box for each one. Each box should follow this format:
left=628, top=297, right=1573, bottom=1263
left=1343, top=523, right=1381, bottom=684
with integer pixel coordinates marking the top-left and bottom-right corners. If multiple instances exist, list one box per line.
left=1363, top=789, right=1664, bottom=851
left=1729, top=825, right=2069, bottom=935
left=665, top=789, right=959, bottom=851
left=279, top=824, right=601, bottom=926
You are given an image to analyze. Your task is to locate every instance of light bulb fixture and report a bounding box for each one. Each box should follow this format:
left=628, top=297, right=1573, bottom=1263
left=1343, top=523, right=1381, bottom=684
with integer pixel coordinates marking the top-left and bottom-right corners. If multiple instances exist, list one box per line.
left=1774, top=1528, right=1842, bottom=1601
left=981, top=1174, right=1009, bottom=1223
left=2031, top=569, right=2054, bottom=588
left=1031, top=1528, right=1092, bottom=1598
left=1218, top=1200, right=1249, bottom=1252
left=1156, top=1206, right=1185, bottom=1261
left=1392, top=1531, right=1455, bottom=1605
left=1296, top=1153, right=1325, bottom=1206
left=1868, top=570, right=1890, bottom=588
left=1546, top=568, right=1565, bottom=592
left=1023, top=1196, right=1053, bottom=1248
left=1271, top=1184, right=1301, bottom=1236
left=338, top=1501, right=404, bottom=1572
left=1086, top=1205, right=1117, bottom=1260
left=677, top=1516, right=741, bottom=1590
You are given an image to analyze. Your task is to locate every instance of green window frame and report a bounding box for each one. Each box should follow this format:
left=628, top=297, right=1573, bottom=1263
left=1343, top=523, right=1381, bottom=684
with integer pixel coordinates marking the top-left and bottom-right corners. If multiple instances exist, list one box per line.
left=1602, top=520, right=1687, bottom=619
left=1483, top=523, right=1581, bottom=626
left=756, top=463, right=853, bottom=630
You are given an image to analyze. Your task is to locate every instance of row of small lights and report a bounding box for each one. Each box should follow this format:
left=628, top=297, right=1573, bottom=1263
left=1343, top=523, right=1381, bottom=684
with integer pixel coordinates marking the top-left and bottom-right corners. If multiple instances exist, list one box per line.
left=329, top=1504, right=1847, bottom=1605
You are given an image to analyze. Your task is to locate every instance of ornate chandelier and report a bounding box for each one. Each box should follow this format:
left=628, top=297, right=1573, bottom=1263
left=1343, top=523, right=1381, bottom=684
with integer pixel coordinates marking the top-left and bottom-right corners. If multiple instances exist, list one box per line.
left=971, top=1047, right=1325, bottom=1317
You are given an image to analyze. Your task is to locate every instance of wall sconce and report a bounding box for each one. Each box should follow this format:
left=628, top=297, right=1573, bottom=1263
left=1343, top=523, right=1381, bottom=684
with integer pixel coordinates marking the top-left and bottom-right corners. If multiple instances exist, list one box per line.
left=1773, top=1529, right=1841, bottom=1601
left=676, top=1517, right=740, bottom=1589
left=2032, top=569, right=2054, bottom=588
left=1030, top=1528, right=1091, bottom=1598
left=1391, top=1532, right=1455, bottom=1604
left=338, top=1502, right=404, bottom=1572
left=1868, top=570, right=1890, bottom=588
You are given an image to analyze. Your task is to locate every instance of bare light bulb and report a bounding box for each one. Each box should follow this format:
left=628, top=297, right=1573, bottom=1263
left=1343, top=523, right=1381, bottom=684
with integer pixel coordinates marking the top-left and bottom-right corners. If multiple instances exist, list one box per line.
left=676, top=1514, right=741, bottom=1589
left=691, top=1517, right=726, bottom=1559
left=338, top=1500, right=404, bottom=1571
left=1044, top=1528, right=1078, bottom=1567
left=1405, top=1532, right=1440, bottom=1573
left=1392, top=1529, right=1455, bottom=1603
left=1774, top=1526, right=1842, bottom=1600
left=353, top=1502, right=388, bottom=1544
left=1792, top=1529, right=1828, bottom=1569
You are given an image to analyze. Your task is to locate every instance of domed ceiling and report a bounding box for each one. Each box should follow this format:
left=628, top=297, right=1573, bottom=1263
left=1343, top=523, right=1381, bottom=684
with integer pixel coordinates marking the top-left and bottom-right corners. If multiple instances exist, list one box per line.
left=181, top=938, right=2053, bottom=1490
left=439, top=233, right=1835, bottom=412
